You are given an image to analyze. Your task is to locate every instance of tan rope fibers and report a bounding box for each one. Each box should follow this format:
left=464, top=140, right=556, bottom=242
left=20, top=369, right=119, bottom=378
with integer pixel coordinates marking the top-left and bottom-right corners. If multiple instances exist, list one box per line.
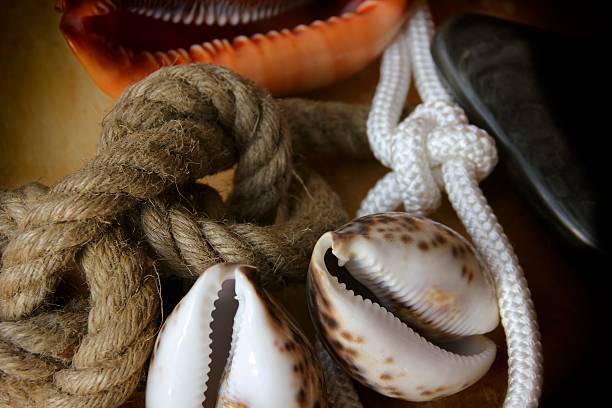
left=0, top=64, right=373, bottom=407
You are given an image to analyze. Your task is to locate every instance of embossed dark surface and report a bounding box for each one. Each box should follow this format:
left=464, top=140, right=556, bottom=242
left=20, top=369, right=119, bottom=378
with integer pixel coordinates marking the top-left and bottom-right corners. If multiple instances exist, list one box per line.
left=432, top=15, right=605, bottom=251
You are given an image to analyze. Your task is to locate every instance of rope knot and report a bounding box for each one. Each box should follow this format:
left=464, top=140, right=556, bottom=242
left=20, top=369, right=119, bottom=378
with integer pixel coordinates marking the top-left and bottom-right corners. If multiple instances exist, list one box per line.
left=393, top=100, right=497, bottom=213
left=362, top=100, right=497, bottom=216
left=410, top=100, right=497, bottom=180
left=1, top=64, right=359, bottom=407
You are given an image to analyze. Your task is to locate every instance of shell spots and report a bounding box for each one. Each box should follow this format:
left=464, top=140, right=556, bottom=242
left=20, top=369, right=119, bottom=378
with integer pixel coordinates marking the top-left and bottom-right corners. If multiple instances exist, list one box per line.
left=416, top=385, right=450, bottom=398
left=340, top=331, right=365, bottom=344
left=421, top=390, right=434, bottom=397
left=309, top=268, right=340, bottom=331
left=398, top=215, right=420, bottom=232
left=433, top=233, right=447, bottom=246
left=400, top=234, right=413, bottom=244
left=321, top=312, right=338, bottom=330
left=451, top=242, right=472, bottom=259
left=341, top=331, right=353, bottom=341
left=272, top=312, right=325, bottom=407
left=384, top=386, right=405, bottom=398
left=307, top=213, right=499, bottom=403
left=462, top=265, right=475, bottom=283
left=335, top=213, right=444, bottom=250
left=424, top=288, right=457, bottom=310
left=281, top=340, right=297, bottom=352
left=380, top=372, right=393, bottom=381
left=296, top=388, right=306, bottom=404
left=335, top=220, right=370, bottom=237
left=335, top=213, right=421, bottom=239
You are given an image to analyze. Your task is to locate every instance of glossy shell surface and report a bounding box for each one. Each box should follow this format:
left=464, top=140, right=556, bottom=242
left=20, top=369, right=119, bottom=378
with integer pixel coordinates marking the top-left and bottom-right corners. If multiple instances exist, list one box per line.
left=147, top=263, right=325, bottom=408
left=58, top=0, right=409, bottom=97
left=308, top=212, right=499, bottom=401
left=332, top=212, right=499, bottom=340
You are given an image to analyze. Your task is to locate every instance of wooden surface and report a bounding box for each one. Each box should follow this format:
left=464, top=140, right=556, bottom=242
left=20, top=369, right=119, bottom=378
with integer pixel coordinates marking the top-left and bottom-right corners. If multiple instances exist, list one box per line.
left=0, top=1, right=601, bottom=407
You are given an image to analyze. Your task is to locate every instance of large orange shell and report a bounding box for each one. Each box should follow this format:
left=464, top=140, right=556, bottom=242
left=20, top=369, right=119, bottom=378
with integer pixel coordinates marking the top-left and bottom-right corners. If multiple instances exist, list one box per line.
left=59, top=0, right=409, bottom=97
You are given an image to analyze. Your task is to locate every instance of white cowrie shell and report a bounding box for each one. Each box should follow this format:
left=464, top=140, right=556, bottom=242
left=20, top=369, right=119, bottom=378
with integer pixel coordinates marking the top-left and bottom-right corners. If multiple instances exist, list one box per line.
left=308, top=212, right=498, bottom=401
left=147, top=263, right=326, bottom=408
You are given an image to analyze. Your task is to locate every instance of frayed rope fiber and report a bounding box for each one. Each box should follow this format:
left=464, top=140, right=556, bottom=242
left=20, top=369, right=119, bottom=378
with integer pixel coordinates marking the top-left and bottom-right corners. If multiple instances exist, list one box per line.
left=0, top=64, right=373, bottom=407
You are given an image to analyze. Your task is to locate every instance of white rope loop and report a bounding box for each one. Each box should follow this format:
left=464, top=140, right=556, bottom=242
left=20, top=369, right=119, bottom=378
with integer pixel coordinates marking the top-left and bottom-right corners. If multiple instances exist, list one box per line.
left=359, top=0, right=544, bottom=406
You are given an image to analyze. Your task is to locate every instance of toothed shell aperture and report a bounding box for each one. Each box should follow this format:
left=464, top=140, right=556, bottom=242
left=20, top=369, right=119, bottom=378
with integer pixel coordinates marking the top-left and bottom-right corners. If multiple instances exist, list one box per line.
left=307, top=212, right=499, bottom=401
left=146, top=263, right=326, bottom=408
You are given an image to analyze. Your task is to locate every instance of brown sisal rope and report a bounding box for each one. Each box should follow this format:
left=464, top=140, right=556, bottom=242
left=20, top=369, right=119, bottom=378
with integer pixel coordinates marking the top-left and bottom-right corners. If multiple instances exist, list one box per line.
left=0, top=64, right=373, bottom=407
left=139, top=169, right=346, bottom=288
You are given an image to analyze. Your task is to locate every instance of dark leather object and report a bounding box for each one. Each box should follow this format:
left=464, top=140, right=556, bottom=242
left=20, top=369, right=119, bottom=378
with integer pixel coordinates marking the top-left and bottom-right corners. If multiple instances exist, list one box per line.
left=432, top=14, right=608, bottom=252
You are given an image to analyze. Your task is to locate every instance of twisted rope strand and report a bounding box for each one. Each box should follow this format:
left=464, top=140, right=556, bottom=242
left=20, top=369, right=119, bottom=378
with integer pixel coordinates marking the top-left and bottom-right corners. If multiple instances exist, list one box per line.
left=1, top=64, right=374, bottom=406
left=0, top=64, right=295, bottom=407
left=0, top=64, right=293, bottom=322
left=1, top=196, right=157, bottom=407
left=115, top=66, right=293, bottom=221
left=140, top=171, right=347, bottom=287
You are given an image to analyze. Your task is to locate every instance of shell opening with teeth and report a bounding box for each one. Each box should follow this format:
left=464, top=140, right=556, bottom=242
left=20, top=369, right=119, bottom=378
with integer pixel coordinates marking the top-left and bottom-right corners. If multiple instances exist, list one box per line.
left=146, top=263, right=325, bottom=408
left=58, top=0, right=409, bottom=97
left=307, top=212, right=499, bottom=402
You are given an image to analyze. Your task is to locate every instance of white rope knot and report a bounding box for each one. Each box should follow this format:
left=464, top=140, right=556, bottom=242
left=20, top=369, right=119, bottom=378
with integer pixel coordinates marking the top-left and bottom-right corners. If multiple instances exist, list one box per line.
left=414, top=100, right=498, bottom=181
left=360, top=2, right=543, bottom=406
left=428, top=125, right=497, bottom=179
left=364, top=99, right=497, bottom=215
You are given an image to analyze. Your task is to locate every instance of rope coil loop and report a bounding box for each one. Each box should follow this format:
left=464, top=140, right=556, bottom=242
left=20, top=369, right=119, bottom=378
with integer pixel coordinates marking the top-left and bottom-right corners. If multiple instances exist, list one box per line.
left=0, top=64, right=354, bottom=407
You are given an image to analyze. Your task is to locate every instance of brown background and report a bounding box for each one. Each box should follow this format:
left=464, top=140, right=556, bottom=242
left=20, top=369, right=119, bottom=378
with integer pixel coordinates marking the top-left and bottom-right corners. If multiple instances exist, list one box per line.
left=0, top=1, right=602, bottom=407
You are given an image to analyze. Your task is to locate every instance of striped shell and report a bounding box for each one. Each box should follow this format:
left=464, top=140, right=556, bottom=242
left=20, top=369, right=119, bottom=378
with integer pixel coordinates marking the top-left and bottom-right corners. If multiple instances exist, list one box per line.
left=147, top=263, right=325, bottom=407
left=308, top=212, right=499, bottom=401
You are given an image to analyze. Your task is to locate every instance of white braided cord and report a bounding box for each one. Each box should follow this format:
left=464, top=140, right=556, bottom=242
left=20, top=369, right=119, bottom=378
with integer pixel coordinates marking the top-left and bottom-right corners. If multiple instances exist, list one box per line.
left=358, top=1, right=544, bottom=407
left=442, top=160, right=542, bottom=407
left=408, top=1, right=450, bottom=101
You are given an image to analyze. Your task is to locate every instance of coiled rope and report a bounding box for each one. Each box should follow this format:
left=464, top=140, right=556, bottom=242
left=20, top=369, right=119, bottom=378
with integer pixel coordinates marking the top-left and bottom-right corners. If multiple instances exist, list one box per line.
left=0, top=64, right=374, bottom=407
